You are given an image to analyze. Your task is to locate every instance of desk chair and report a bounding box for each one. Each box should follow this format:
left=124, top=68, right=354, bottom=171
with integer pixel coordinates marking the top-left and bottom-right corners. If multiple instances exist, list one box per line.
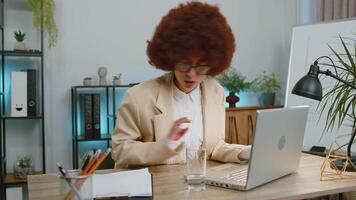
left=97, top=156, right=115, bottom=170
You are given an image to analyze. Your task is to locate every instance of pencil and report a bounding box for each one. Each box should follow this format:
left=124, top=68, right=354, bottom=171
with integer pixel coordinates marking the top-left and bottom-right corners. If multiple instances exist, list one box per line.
left=87, top=148, right=112, bottom=174
left=80, top=149, right=101, bottom=175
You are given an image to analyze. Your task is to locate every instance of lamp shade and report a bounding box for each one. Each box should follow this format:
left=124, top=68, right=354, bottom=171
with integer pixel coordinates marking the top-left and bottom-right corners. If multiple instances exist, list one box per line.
left=292, top=73, right=323, bottom=101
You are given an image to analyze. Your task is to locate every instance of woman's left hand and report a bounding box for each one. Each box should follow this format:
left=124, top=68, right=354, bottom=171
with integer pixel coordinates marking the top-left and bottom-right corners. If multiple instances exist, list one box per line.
left=168, top=117, right=191, bottom=141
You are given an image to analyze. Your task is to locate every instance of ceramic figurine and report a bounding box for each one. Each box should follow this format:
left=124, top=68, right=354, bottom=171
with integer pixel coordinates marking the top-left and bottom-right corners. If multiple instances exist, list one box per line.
left=98, top=66, right=108, bottom=85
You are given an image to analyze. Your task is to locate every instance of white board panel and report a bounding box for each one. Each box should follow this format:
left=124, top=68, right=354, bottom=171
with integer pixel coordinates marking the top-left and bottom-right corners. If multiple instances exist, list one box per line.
left=285, top=18, right=356, bottom=148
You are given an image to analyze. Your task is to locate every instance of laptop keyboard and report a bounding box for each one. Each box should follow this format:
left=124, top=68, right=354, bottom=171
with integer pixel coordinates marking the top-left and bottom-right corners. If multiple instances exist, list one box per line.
left=220, top=168, right=248, bottom=185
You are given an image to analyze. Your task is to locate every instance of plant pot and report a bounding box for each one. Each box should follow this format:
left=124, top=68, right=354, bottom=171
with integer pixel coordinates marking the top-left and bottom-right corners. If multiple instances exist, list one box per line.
left=14, top=42, right=26, bottom=50
left=13, top=156, right=33, bottom=179
left=83, top=79, right=92, bottom=86
left=113, top=79, right=121, bottom=86
left=258, top=93, right=275, bottom=106
left=226, top=91, right=240, bottom=108
left=14, top=166, right=33, bottom=179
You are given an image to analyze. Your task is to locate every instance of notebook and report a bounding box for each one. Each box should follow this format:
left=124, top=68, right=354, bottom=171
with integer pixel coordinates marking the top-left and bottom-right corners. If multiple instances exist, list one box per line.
left=93, top=168, right=152, bottom=198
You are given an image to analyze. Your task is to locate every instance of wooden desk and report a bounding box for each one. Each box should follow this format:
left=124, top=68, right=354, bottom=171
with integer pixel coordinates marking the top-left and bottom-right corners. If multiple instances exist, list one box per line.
left=28, top=154, right=356, bottom=200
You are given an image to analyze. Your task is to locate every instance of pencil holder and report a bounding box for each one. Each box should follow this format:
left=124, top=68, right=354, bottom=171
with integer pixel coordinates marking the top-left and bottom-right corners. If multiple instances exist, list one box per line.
left=59, top=170, right=93, bottom=200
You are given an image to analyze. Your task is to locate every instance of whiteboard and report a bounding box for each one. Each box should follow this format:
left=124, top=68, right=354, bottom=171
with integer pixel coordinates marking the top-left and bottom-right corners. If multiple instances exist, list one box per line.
left=285, top=18, right=356, bottom=148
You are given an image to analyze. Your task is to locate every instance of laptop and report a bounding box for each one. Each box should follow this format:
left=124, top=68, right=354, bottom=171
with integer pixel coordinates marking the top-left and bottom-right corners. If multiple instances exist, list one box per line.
left=206, top=106, right=309, bottom=191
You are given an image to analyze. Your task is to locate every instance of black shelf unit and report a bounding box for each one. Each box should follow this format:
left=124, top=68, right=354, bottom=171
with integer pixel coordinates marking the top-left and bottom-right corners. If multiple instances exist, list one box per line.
left=0, top=115, right=43, bottom=119
left=0, top=50, right=42, bottom=57
left=71, top=85, right=132, bottom=169
left=0, top=0, right=45, bottom=199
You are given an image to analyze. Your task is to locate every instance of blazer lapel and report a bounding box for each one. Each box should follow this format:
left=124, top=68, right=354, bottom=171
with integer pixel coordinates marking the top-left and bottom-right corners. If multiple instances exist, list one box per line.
left=153, top=73, right=174, bottom=142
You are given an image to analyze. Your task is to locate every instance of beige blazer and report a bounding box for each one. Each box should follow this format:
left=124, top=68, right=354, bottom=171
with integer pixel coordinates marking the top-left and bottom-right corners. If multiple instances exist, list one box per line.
left=111, top=73, right=245, bottom=168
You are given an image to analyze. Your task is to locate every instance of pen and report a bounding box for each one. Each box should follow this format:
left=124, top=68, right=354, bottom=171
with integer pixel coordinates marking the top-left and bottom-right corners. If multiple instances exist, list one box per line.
left=81, top=154, right=91, bottom=171
left=57, top=163, right=83, bottom=200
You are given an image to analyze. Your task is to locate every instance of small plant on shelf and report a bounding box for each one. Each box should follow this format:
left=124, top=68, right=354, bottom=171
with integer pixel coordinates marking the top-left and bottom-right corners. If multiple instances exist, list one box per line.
left=83, top=77, right=93, bottom=86
left=112, top=73, right=122, bottom=85
left=251, top=71, right=281, bottom=106
left=14, top=155, right=33, bottom=179
left=251, top=71, right=281, bottom=94
left=14, top=30, right=26, bottom=42
left=14, top=30, right=27, bottom=50
left=217, top=68, right=251, bottom=94
left=216, top=68, right=251, bottom=108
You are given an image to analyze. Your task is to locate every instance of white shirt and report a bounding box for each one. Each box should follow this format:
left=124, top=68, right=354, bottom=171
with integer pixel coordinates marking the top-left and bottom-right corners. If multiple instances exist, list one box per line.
left=165, top=85, right=204, bottom=164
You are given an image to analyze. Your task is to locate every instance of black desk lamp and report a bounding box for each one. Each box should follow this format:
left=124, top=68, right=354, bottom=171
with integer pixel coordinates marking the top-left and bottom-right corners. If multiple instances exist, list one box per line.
left=292, top=56, right=356, bottom=171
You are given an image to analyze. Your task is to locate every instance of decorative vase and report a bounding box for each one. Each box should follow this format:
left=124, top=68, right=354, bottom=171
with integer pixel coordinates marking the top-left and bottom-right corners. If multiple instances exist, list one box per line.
left=226, top=91, right=239, bottom=108
left=14, top=42, right=26, bottom=50
left=258, top=93, right=275, bottom=106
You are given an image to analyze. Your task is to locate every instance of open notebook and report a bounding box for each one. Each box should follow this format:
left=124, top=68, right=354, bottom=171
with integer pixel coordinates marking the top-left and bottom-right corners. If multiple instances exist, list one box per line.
left=92, top=168, right=152, bottom=198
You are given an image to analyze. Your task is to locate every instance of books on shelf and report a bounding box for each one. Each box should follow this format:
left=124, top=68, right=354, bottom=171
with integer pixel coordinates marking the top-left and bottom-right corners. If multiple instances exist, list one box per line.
left=10, top=70, right=38, bottom=117
left=80, top=93, right=101, bottom=139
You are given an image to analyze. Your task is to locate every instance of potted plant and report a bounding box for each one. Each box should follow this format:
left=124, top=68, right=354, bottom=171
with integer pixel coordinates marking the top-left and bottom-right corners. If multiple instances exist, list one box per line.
left=14, top=30, right=26, bottom=50
left=83, top=77, right=92, bottom=86
left=319, top=35, right=356, bottom=141
left=252, top=71, right=281, bottom=106
left=112, top=73, right=122, bottom=85
left=14, top=155, right=33, bottom=179
left=217, top=68, right=251, bottom=108
left=27, top=0, right=58, bottom=47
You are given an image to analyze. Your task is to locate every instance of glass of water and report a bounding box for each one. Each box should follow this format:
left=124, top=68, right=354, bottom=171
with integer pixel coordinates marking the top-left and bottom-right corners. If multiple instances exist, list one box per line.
left=186, top=147, right=206, bottom=191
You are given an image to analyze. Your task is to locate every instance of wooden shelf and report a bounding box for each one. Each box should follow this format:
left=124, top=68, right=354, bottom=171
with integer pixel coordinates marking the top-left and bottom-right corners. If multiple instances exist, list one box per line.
left=3, top=171, right=43, bottom=185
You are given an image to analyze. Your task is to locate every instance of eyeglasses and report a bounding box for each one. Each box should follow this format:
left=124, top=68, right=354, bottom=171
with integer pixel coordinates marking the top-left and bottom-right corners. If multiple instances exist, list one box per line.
left=175, top=63, right=211, bottom=75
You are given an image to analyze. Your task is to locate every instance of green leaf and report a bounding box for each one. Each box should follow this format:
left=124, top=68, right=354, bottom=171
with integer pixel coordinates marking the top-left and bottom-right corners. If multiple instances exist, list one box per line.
left=216, top=68, right=251, bottom=93
left=339, top=35, right=355, bottom=71
left=251, top=71, right=281, bottom=93
left=320, top=36, right=356, bottom=134
left=27, top=0, right=58, bottom=47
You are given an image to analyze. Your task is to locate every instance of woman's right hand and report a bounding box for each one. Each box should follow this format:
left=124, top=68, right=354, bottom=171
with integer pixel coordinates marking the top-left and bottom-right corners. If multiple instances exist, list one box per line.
left=168, top=117, right=191, bottom=141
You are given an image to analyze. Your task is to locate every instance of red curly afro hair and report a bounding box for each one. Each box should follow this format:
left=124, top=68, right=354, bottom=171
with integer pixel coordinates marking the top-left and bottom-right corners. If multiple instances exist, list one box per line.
left=147, top=1, right=235, bottom=76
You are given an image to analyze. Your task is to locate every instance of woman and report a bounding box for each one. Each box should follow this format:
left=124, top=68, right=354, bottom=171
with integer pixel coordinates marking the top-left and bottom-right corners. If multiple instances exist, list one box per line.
left=111, top=1, right=250, bottom=168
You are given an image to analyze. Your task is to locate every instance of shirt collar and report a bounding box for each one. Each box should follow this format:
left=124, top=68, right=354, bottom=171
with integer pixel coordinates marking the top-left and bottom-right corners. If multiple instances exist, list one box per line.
left=173, top=84, right=201, bottom=103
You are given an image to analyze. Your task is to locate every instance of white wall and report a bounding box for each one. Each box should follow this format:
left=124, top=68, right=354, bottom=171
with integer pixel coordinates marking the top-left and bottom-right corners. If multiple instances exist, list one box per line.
left=7, top=0, right=297, bottom=171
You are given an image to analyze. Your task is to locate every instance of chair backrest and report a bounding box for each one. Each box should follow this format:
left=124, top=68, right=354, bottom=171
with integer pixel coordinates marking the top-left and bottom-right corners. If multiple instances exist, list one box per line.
left=98, top=156, right=115, bottom=170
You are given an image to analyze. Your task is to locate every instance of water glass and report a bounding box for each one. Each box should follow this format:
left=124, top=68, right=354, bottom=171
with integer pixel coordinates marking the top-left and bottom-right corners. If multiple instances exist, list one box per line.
left=60, top=170, right=93, bottom=200
left=186, top=148, right=206, bottom=191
